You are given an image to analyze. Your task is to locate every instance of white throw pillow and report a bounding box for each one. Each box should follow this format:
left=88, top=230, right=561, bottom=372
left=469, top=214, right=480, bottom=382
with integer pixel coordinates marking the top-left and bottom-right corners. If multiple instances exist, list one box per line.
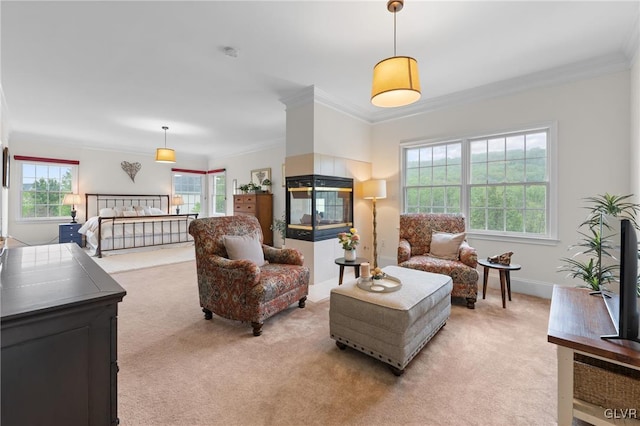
left=113, top=206, right=132, bottom=216
left=99, top=208, right=116, bottom=217
left=149, top=207, right=164, bottom=215
left=133, top=206, right=146, bottom=216
left=223, top=234, right=266, bottom=266
left=429, top=232, right=466, bottom=261
left=122, top=210, right=138, bottom=217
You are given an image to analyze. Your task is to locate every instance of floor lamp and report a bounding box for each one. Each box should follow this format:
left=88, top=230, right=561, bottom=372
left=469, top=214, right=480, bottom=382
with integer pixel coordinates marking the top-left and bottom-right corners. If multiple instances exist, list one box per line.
left=363, top=179, right=387, bottom=268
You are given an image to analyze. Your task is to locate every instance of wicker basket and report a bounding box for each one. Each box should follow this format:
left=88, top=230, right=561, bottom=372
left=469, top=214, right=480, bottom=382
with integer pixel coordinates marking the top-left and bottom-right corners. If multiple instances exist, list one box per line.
left=574, top=353, right=640, bottom=410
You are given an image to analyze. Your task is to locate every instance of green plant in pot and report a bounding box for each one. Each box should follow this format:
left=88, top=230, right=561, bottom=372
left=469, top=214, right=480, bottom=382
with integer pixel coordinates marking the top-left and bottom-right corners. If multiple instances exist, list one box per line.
left=261, top=178, right=272, bottom=193
left=559, top=193, right=640, bottom=296
left=239, top=182, right=260, bottom=194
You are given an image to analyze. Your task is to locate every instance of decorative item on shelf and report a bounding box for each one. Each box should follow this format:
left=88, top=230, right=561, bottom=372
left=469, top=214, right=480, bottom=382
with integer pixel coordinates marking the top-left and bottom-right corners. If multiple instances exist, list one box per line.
left=239, top=182, right=260, bottom=194
left=155, top=126, right=176, bottom=163
left=121, top=161, right=141, bottom=182
left=62, top=193, right=81, bottom=223
left=371, top=0, right=421, bottom=108
left=172, top=195, right=184, bottom=214
left=487, top=251, right=514, bottom=266
left=261, top=178, right=272, bottom=193
left=271, top=214, right=287, bottom=248
left=338, top=228, right=359, bottom=261
left=363, top=179, right=387, bottom=268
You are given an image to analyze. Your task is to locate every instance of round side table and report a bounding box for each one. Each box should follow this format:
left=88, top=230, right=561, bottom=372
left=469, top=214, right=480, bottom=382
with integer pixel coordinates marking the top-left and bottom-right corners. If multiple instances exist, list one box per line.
left=477, top=259, right=522, bottom=308
left=334, top=257, right=369, bottom=285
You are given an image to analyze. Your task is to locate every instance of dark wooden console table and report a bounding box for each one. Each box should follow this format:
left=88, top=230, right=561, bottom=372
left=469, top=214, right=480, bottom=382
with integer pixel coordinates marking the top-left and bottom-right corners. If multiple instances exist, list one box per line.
left=547, top=285, right=640, bottom=425
left=1, top=243, right=126, bottom=425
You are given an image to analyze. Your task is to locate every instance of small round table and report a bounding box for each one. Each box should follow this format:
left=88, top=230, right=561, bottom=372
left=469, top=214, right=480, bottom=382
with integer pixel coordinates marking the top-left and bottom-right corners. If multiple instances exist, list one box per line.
left=334, top=257, right=369, bottom=285
left=477, top=259, right=522, bottom=309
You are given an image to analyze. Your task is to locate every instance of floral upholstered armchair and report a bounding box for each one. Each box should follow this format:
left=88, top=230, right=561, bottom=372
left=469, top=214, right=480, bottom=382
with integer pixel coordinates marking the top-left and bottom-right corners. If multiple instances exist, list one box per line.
left=398, top=213, right=479, bottom=309
left=189, top=215, right=309, bottom=336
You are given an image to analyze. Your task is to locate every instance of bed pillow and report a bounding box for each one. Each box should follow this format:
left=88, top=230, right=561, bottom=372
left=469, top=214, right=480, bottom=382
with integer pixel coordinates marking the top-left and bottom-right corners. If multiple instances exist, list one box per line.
left=99, top=208, right=116, bottom=217
left=113, top=206, right=133, bottom=217
left=122, top=210, right=138, bottom=217
left=223, top=234, right=266, bottom=266
left=429, top=232, right=466, bottom=260
left=149, top=207, right=165, bottom=215
left=133, top=206, right=146, bottom=216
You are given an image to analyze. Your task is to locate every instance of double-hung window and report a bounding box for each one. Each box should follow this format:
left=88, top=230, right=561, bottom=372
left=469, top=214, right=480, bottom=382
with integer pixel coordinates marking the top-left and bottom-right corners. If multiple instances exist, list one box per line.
left=402, top=125, right=555, bottom=240
left=209, top=170, right=226, bottom=216
left=173, top=171, right=204, bottom=215
left=18, top=157, right=79, bottom=221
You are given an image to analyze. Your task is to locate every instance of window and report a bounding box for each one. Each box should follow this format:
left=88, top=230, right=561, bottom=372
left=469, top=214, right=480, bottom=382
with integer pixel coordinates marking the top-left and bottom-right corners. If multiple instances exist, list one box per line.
left=402, top=125, right=555, bottom=240
left=19, top=159, right=78, bottom=220
left=173, top=172, right=204, bottom=215
left=209, top=170, right=226, bottom=215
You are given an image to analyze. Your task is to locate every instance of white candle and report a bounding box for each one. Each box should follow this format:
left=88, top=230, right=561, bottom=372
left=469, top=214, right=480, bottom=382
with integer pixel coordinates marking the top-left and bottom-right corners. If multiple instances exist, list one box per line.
left=360, top=262, right=371, bottom=278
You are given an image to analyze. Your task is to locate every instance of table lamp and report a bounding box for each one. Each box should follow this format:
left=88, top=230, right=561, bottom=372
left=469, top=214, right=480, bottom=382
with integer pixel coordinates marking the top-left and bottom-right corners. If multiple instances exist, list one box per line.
left=172, top=195, right=184, bottom=214
left=62, top=193, right=82, bottom=223
left=363, top=179, right=387, bottom=268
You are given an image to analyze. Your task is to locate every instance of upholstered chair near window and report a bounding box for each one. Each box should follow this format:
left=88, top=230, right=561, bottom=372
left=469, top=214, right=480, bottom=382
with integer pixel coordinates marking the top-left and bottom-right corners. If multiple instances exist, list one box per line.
left=397, top=213, right=479, bottom=309
left=189, top=215, right=309, bottom=336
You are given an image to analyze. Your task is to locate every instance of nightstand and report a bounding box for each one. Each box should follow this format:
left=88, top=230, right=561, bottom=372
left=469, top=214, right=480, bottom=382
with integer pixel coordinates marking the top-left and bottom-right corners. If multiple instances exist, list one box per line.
left=59, top=223, right=84, bottom=247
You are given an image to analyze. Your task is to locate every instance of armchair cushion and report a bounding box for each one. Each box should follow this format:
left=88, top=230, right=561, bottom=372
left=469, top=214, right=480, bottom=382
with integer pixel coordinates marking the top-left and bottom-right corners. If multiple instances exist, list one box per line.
left=429, top=232, right=466, bottom=260
left=223, top=233, right=266, bottom=266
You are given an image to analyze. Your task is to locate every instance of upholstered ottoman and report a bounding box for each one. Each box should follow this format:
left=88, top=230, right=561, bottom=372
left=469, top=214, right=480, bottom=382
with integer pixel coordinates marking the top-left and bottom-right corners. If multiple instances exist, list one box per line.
left=330, top=265, right=452, bottom=375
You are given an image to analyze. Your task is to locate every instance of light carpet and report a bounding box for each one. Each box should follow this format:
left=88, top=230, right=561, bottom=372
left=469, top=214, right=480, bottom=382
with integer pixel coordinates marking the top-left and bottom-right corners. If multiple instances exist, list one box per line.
left=89, top=244, right=195, bottom=273
left=112, top=261, right=558, bottom=426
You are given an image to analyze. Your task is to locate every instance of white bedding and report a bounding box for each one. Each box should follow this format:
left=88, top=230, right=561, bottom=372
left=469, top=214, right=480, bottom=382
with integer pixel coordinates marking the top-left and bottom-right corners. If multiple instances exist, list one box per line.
left=79, top=215, right=193, bottom=252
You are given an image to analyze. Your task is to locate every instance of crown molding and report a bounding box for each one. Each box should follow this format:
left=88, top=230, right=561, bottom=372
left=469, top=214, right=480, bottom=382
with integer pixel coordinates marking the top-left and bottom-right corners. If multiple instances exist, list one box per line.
left=280, top=85, right=371, bottom=123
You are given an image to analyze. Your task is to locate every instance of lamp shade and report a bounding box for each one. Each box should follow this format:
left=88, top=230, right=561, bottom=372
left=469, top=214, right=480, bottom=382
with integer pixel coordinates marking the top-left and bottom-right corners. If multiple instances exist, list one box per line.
left=363, top=179, right=387, bottom=200
left=172, top=195, right=184, bottom=206
left=62, top=193, right=81, bottom=206
left=371, top=56, right=421, bottom=108
left=155, top=148, right=176, bottom=163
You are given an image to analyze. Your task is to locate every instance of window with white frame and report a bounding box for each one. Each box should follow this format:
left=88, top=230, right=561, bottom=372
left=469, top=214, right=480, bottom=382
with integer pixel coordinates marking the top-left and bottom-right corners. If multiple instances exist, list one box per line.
left=209, top=170, right=226, bottom=215
left=403, top=126, right=554, bottom=239
left=173, top=172, right=204, bottom=215
left=19, top=159, right=78, bottom=220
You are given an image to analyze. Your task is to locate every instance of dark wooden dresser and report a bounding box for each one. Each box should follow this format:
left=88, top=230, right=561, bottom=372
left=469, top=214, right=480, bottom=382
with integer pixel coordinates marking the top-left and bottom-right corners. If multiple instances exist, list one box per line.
left=233, top=193, right=273, bottom=245
left=1, top=243, right=126, bottom=426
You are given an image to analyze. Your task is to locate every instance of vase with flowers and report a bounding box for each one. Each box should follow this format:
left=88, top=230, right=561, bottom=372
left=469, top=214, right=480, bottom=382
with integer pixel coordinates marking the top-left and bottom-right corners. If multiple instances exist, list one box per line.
left=338, top=228, right=360, bottom=261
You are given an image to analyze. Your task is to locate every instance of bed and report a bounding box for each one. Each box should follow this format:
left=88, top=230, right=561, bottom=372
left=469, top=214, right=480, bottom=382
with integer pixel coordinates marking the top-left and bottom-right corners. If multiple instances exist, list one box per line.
left=80, top=193, right=198, bottom=258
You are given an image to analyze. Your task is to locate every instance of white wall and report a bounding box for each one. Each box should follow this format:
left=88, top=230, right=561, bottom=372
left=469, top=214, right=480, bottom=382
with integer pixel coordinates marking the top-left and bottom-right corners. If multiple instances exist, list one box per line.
left=209, top=142, right=287, bottom=244
left=371, top=71, right=631, bottom=298
left=8, top=138, right=207, bottom=245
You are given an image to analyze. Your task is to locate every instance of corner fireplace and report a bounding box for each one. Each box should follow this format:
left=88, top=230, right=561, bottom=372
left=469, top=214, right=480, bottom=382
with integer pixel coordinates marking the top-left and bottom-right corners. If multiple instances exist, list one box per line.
left=286, top=175, right=354, bottom=242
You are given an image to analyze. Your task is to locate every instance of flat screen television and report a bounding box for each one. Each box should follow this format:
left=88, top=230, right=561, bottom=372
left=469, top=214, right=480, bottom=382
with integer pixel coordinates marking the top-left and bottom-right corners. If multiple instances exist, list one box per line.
left=599, top=218, right=640, bottom=343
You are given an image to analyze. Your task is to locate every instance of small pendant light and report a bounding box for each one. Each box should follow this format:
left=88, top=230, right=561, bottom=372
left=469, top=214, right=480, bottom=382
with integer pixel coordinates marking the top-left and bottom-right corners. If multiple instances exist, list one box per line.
left=155, top=126, right=176, bottom=163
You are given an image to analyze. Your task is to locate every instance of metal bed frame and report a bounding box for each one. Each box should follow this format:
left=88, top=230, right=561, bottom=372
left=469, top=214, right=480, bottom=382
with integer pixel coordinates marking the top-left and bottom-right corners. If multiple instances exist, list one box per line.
left=84, top=193, right=198, bottom=257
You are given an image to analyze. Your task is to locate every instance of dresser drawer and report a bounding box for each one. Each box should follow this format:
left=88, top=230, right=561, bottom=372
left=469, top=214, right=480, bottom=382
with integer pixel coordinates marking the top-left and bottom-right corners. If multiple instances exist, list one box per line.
left=233, top=195, right=256, bottom=204
left=234, top=204, right=255, bottom=213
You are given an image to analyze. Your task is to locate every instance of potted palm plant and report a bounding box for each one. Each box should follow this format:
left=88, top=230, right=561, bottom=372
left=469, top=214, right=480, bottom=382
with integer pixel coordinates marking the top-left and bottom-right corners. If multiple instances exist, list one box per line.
left=560, top=193, right=640, bottom=295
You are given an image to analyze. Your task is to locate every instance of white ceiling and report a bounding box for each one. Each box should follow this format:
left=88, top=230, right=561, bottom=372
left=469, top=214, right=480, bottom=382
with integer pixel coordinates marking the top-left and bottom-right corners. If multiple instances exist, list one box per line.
left=2, top=1, right=639, bottom=160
